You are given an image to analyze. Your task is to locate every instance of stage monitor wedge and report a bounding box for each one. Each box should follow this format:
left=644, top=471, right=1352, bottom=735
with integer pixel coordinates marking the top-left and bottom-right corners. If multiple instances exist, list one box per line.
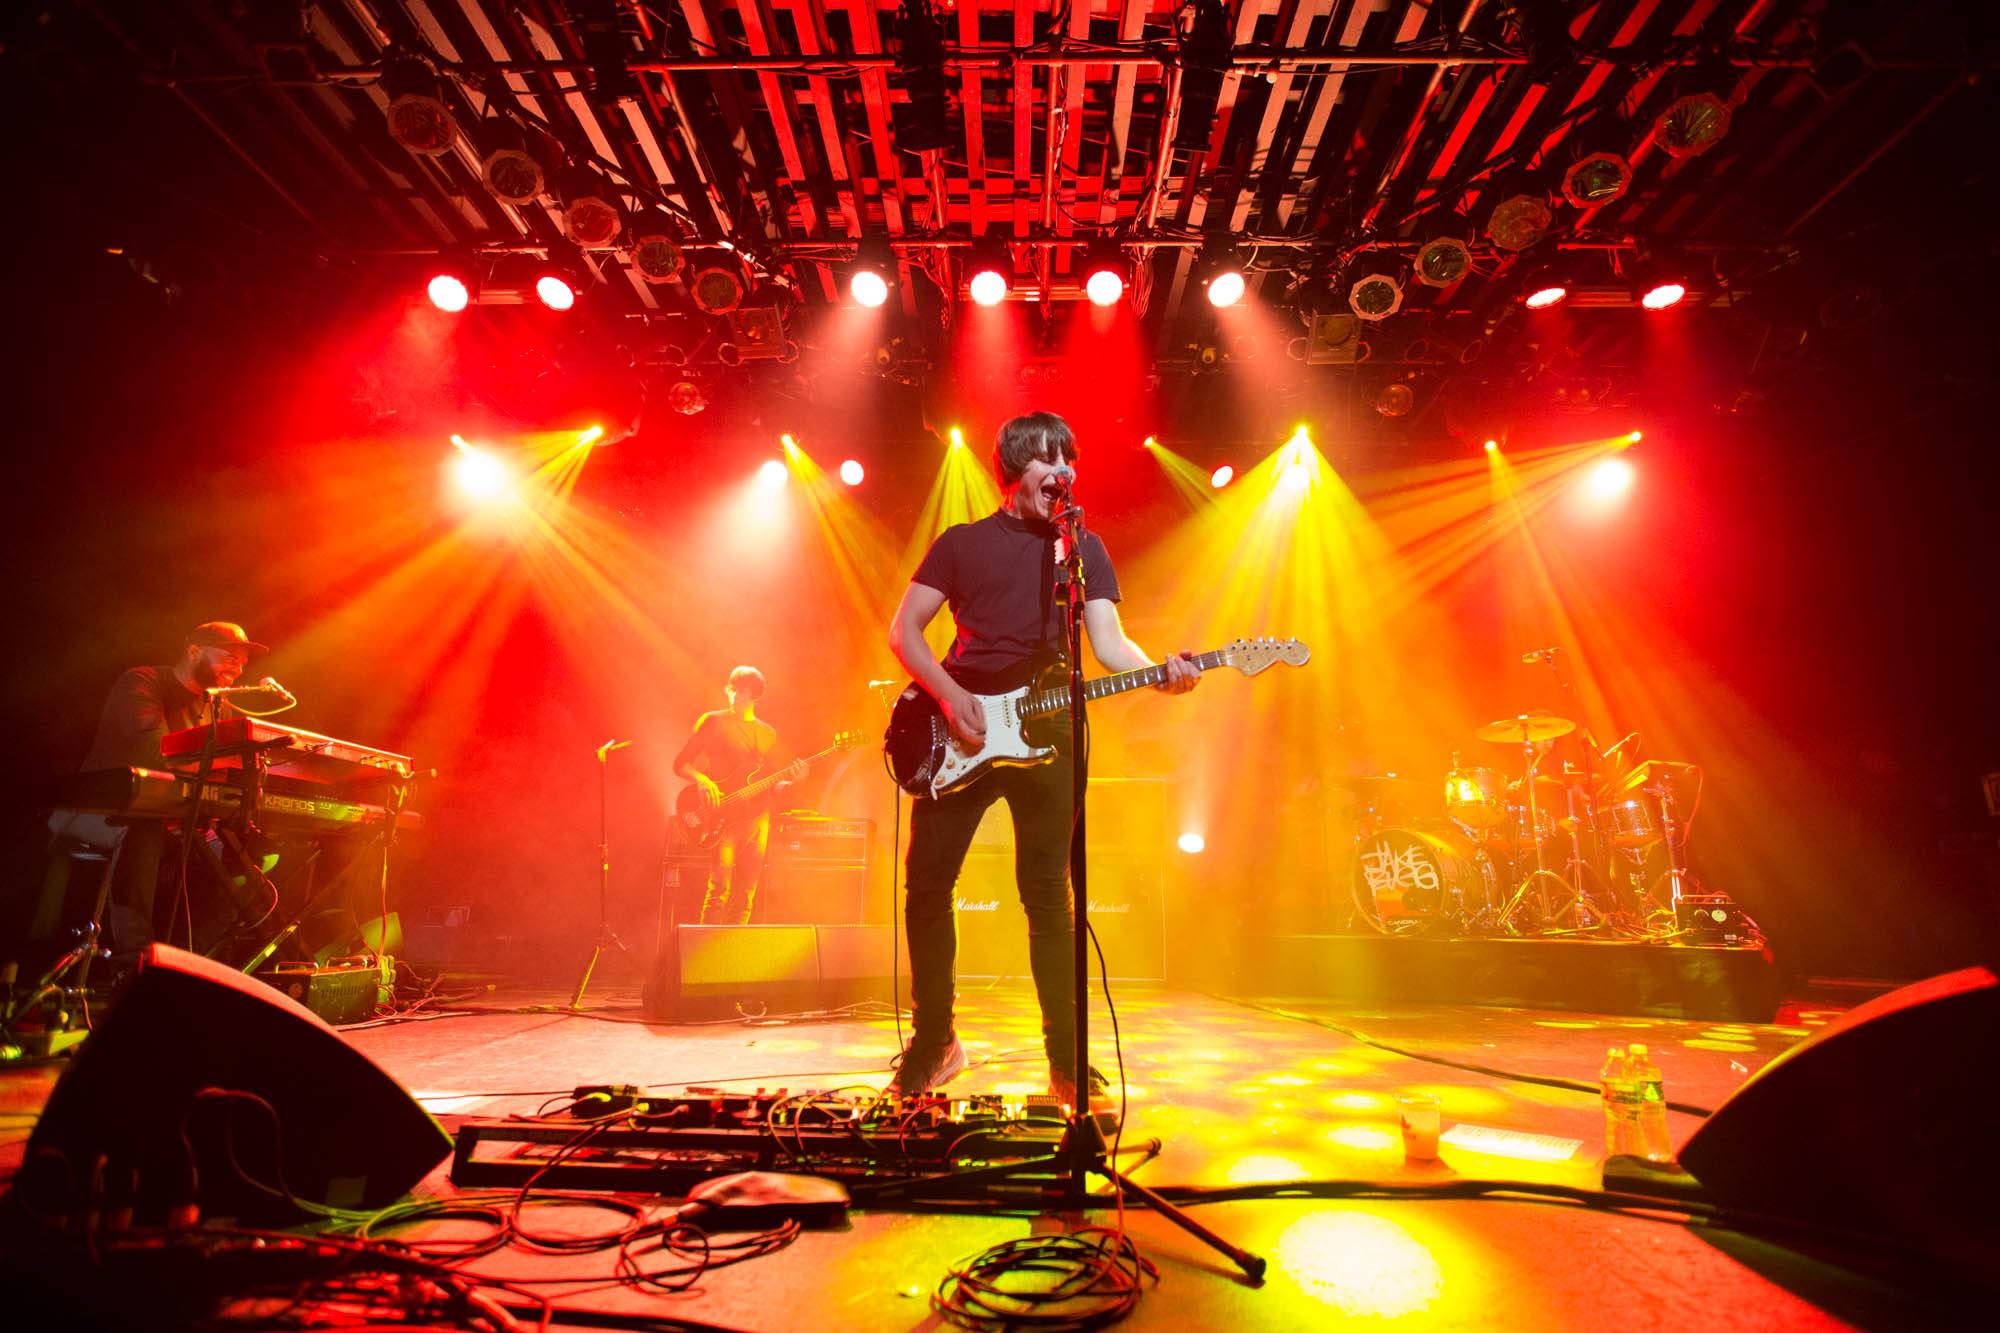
left=1677, top=965, right=2000, bottom=1266
left=19, top=944, right=451, bottom=1223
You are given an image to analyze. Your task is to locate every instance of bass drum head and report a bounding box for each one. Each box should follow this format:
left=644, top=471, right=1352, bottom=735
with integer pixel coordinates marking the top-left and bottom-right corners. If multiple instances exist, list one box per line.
left=1350, top=826, right=1479, bottom=936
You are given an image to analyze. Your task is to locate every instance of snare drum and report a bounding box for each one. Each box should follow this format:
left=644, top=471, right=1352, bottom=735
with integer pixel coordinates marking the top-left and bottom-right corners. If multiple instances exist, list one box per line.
left=1443, top=767, right=1508, bottom=829
left=1350, top=827, right=1484, bottom=933
left=1601, top=796, right=1659, bottom=849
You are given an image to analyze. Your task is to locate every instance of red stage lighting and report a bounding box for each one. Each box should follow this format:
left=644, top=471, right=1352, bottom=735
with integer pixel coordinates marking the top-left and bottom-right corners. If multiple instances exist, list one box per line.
left=1640, top=281, right=1687, bottom=311
left=1524, top=282, right=1568, bottom=310
left=1206, top=269, right=1246, bottom=308
left=1085, top=267, right=1124, bottom=307
left=839, top=459, right=865, bottom=486
left=968, top=267, right=1008, bottom=307
left=851, top=269, right=890, bottom=308
left=1210, top=465, right=1234, bottom=488
left=1082, top=249, right=1127, bottom=307
left=1585, top=458, right=1636, bottom=500
left=535, top=273, right=576, bottom=310
left=427, top=274, right=470, bottom=313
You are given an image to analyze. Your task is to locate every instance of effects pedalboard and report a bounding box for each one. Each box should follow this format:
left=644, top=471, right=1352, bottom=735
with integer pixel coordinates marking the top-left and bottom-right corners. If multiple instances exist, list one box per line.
left=449, top=1085, right=1075, bottom=1193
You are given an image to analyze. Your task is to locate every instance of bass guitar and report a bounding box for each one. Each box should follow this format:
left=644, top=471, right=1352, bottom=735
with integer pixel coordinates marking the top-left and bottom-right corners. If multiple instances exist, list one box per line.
left=674, top=731, right=864, bottom=848
left=883, top=638, right=1310, bottom=799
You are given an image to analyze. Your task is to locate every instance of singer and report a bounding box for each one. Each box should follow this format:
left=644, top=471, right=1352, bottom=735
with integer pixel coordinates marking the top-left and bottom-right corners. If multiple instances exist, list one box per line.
left=884, top=412, right=1199, bottom=1106
left=673, top=665, right=781, bottom=924
left=48, top=621, right=270, bottom=968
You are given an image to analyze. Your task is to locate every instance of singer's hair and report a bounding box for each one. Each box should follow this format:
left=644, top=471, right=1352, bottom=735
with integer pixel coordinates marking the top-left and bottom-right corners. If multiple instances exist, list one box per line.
left=727, top=665, right=767, bottom=699
left=992, top=412, right=1078, bottom=486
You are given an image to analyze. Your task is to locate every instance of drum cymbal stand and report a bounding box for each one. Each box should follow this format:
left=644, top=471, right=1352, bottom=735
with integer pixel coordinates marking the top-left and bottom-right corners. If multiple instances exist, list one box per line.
left=1646, top=779, right=1694, bottom=926
left=1498, top=739, right=1596, bottom=934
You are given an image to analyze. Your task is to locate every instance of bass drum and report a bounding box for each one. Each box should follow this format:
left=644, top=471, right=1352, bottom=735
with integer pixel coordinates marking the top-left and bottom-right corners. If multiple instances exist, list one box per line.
left=1350, top=826, right=1484, bottom=936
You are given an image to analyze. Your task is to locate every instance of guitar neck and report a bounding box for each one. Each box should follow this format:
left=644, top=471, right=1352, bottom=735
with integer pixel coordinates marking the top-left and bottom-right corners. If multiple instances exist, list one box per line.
left=719, top=744, right=838, bottom=808
left=1022, top=649, right=1229, bottom=718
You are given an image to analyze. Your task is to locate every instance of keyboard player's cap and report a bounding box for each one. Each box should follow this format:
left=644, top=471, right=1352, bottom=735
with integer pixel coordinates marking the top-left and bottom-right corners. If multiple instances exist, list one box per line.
left=187, top=621, right=270, bottom=655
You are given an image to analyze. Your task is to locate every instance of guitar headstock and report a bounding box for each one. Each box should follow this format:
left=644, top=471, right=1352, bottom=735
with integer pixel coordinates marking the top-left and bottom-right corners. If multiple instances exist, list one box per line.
left=1221, top=636, right=1311, bottom=676
left=832, top=729, right=866, bottom=752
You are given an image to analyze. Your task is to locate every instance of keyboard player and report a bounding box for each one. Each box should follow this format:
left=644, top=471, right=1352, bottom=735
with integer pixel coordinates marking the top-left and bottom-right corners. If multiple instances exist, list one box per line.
left=48, top=621, right=268, bottom=969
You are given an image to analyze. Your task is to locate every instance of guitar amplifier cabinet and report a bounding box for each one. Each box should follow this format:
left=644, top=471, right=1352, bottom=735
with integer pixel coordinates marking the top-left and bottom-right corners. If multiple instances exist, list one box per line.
left=957, top=782, right=1166, bottom=980
left=762, top=814, right=875, bottom=925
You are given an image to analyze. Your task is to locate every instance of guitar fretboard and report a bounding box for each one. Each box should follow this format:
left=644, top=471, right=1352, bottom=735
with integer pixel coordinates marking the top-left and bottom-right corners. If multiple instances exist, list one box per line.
left=1022, top=650, right=1229, bottom=719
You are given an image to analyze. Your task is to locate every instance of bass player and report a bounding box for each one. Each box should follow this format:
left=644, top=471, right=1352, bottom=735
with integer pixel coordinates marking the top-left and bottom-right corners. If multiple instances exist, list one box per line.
left=673, top=666, right=782, bottom=925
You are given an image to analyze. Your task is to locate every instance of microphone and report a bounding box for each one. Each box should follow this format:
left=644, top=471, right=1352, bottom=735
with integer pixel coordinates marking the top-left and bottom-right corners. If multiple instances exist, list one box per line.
left=597, top=739, right=634, bottom=759
left=209, top=677, right=295, bottom=703
left=1048, top=463, right=1076, bottom=491
left=1601, top=731, right=1640, bottom=759
left=1520, top=647, right=1561, bottom=665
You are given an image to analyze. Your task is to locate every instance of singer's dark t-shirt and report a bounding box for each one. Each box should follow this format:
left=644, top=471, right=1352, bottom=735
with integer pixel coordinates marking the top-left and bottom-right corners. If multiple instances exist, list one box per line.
left=911, top=509, right=1121, bottom=694
left=81, top=666, right=209, bottom=771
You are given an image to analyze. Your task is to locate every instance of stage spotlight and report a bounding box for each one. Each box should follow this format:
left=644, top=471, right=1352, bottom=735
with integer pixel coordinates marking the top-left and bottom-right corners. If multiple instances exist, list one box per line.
left=534, top=271, right=577, bottom=310
left=1172, top=0, right=1234, bottom=152
left=969, top=266, right=1009, bottom=307
left=577, top=425, right=605, bottom=446
left=1196, top=237, right=1247, bottom=308
left=1640, top=280, right=1687, bottom=310
left=1655, top=91, right=1732, bottom=159
left=1347, top=267, right=1403, bottom=322
left=1374, top=382, right=1415, bottom=417
left=849, top=237, right=896, bottom=308
left=948, top=426, right=965, bottom=450
left=663, top=379, right=707, bottom=416
left=851, top=269, right=889, bottom=308
left=1083, top=247, right=1127, bottom=307
left=839, top=459, right=865, bottom=486
left=629, top=232, right=684, bottom=285
left=689, top=252, right=747, bottom=314
left=1177, top=832, right=1207, bottom=855
left=1585, top=457, right=1635, bottom=500
left=1415, top=237, right=1472, bottom=289
left=1487, top=194, right=1553, bottom=252
left=755, top=458, right=789, bottom=489
left=1210, top=464, right=1234, bottom=488
left=554, top=166, right=623, bottom=249
left=1521, top=262, right=1570, bottom=310
left=1626, top=430, right=1643, bottom=443
left=1562, top=152, right=1632, bottom=208
left=1484, top=439, right=1499, bottom=453
left=381, top=49, right=457, bottom=155
left=450, top=444, right=511, bottom=501
left=476, top=120, right=553, bottom=205
left=426, top=272, right=470, bottom=313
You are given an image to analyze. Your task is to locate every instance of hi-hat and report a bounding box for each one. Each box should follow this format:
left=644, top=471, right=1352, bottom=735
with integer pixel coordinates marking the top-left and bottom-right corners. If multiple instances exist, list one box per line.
left=1476, top=713, right=1577, bottom=744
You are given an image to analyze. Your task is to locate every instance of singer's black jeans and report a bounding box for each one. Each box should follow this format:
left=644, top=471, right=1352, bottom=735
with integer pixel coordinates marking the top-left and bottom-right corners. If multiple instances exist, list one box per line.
left=903, top=750, right=1081, bottom=1071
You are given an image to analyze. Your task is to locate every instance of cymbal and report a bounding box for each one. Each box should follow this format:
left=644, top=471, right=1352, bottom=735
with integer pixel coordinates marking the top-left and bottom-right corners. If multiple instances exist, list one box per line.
left=1476, top=713, right=1577, bottom=744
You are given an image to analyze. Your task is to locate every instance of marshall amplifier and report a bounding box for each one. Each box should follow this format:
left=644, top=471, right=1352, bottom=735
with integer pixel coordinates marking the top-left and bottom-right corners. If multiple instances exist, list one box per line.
left=956, top=782, right=1166, bottom=980
left=761, top=814, right=874, bottom=925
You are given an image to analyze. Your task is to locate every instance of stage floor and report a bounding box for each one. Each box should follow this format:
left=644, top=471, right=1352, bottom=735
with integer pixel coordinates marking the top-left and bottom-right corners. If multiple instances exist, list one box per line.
left=2, top=979, right=1982, bottom=1329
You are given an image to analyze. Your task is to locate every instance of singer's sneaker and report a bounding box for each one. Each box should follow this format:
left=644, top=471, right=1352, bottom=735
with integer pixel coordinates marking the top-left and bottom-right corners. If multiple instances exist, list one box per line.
left=1049, top=1062, right=1120, bottom=1131
left=889, top=1036, right=967, bottom=1098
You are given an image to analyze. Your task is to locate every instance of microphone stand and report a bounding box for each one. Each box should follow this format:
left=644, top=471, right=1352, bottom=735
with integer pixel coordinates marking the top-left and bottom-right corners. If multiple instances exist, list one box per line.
left=569, top=741, right=632, bottom=1009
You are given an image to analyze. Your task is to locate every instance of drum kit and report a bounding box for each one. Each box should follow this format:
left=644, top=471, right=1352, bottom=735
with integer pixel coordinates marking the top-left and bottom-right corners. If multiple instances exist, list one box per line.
left=1341, top=712, right=1705, bottom=939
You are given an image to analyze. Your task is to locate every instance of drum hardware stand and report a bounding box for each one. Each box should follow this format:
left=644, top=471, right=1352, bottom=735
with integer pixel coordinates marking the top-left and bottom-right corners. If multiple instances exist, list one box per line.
left=1498, top=732, right=1598, bottom=934
left=570, top=740, right=635, bottom=1009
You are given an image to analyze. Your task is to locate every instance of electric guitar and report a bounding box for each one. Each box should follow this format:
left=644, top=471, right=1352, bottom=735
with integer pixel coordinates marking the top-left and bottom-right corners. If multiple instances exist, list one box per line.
left=673, top=731, right=864, bottom=848
left=883, top=638, right=1311, bottom=799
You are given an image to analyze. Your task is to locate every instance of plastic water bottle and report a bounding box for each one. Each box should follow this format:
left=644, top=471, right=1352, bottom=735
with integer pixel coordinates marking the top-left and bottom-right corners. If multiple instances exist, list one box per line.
left=1599, top=1045, right=1636, bottom=1157
left=1628, top=1043, right=1673, bottom=1162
